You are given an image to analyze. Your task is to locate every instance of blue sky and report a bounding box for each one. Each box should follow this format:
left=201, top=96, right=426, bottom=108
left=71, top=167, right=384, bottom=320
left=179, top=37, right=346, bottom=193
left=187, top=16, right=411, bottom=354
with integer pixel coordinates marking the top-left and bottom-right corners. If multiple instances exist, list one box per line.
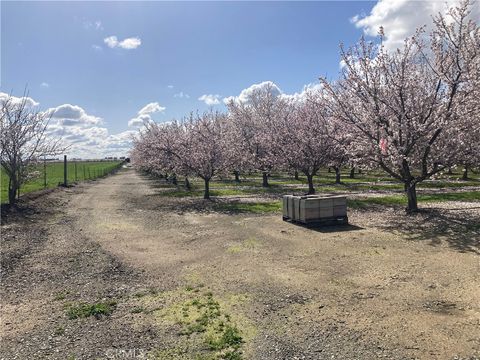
left=2, top=0, right=458, bottom=157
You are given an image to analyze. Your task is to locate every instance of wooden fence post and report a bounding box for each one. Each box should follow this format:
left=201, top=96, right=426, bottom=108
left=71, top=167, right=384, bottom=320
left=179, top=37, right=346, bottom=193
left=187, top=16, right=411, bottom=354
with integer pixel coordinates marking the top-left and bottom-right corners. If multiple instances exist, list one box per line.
left=44, top=156, right=47, bottom=188
left=63, top=155, right=67, bottom=186
left=75, top=162, right=78, bottom=181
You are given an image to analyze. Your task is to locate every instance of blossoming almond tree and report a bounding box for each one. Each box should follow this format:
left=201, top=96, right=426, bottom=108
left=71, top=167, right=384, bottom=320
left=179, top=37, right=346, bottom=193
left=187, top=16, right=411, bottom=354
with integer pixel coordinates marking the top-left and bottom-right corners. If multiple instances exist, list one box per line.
left=180, top=110, right=235, bottom=199
left=320, top=0, right=479, bottom=212
left=225, top=82, right=287, bottom=187
left=131, top=121, right=183, bottom=181
left=324, top=114, right=352, bottom=185
left=1, top=92, right=64, bottom=206
left=275, top=91, right=330, bottom=194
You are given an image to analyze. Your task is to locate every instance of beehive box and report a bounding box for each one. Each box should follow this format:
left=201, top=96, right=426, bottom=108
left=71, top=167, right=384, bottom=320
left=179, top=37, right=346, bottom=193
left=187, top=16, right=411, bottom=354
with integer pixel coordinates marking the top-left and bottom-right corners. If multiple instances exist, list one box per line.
left=283, top=195, right=348, bottom=225
left=287, top=195, right=297, bottom=220
left=282, top=195, right=293, bottom=219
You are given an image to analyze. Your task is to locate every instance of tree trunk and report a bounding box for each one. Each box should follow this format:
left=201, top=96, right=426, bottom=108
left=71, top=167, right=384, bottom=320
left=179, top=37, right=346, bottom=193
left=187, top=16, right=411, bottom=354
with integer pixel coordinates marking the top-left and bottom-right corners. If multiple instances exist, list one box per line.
left=172, top=174, right=178, bottom=186
left=234, top=170, right=240, bottom=183
left=328, top=167, right=331, bottom=173
left=306, top=174, right=315, bottom=194
left=262, top=172, right=269, bottom=187
left=462, top=165, right=468, bottom=180
left=358, top=168, right=362, bottom=174
left=294, top=171, right=299, bottom=180
left=349, top=167, right=355, bottom=179
left=9, top=187, right=17, bottom=205
left=184, top=176, right=191, bottom=190
left=334, top=167, right=341, bottom=184
left=204, top=178, right=210, bottom=199
left=405, top=183, right=418, bottom=213
left=8, top=175, right=18, bottom=205
left=447, top=167, right=453, bottom=175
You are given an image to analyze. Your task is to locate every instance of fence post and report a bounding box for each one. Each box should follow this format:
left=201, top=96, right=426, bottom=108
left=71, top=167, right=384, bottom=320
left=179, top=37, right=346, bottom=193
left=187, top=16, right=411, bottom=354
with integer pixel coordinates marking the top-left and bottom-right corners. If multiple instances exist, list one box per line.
left=63, top=155, right=67, bottom=186
left=83, top=165, right=86, bottom=180
left=44, top=156, right=47, bottom=188
left=75, top=161, right=78, bottom=181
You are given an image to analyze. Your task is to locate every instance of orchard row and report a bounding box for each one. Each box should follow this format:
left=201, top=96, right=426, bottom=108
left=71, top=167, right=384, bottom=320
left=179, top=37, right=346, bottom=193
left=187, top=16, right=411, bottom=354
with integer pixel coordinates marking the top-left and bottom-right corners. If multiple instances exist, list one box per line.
left=131, top=1, right=479, bottom=212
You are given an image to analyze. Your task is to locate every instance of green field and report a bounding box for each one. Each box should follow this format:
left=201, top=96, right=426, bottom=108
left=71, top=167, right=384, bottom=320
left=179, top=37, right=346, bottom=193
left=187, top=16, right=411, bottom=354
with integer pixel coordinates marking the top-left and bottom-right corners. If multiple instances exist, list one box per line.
left=144, top=167, right=480, bottom=213
left=147, top=168, right=480, bottom=197
left=1, top=160, right=123, bottom=204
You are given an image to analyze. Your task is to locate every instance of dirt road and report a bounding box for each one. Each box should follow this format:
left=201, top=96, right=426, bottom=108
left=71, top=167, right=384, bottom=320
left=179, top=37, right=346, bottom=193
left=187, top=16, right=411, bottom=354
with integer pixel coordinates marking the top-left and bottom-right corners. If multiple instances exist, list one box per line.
left=1, top=168, right=479, bottom=359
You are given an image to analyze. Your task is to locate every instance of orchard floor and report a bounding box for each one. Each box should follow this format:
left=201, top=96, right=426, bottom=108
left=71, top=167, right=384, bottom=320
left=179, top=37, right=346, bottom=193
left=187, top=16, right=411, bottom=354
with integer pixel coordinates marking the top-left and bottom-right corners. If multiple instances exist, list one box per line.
left=1, top=168, right=479, bottom=360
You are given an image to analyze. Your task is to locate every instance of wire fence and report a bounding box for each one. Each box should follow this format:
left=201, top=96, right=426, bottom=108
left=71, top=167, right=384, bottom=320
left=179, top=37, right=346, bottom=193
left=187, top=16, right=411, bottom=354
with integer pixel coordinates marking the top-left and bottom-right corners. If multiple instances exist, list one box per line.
left=1, top=157, right=126, bottom=204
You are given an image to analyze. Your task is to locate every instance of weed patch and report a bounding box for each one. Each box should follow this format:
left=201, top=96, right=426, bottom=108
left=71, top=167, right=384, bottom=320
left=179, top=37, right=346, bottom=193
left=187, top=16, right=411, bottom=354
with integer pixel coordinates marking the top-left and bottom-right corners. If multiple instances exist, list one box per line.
left=143, top=286, right=254, bottom=359
left=54, top=326, right=65, bottom=336
left=215, top=202, right=281, bottom=214
left=227, top=238, right=261, bottom=254
left=65, top=300, right=117, bottom=319
left=54, top=291, right=68, bottom=301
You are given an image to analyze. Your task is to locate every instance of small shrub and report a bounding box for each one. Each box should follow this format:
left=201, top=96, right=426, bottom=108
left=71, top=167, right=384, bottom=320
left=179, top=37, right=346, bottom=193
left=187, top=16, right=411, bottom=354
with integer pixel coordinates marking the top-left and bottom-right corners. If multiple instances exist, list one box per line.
left=54, top=326, right=65, bottom=336
left=131, top=306, right=144, bottom=314
left=54, top=291, right=67, bottom=301
left=207, top=325, right=243, bottom=350
left=66, top=300, right=117, bottom=319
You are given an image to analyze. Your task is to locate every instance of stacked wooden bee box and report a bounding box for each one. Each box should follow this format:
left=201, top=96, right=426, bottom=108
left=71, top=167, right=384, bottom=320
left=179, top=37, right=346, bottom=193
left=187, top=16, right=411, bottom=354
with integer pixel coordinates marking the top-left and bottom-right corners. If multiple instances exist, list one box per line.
left=283, top=195, right=348, bottom=226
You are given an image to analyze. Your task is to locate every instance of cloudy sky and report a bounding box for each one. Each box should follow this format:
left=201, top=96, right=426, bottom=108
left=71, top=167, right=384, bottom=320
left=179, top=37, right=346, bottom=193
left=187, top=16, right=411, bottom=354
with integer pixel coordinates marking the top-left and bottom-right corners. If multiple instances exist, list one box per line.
left=1, top=1, right=472, bottom=158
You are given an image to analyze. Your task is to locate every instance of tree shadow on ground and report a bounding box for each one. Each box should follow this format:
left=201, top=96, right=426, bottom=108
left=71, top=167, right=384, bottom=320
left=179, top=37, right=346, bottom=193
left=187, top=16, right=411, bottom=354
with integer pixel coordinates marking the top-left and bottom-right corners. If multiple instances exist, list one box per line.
left=378, top=206, right=480, bottom=255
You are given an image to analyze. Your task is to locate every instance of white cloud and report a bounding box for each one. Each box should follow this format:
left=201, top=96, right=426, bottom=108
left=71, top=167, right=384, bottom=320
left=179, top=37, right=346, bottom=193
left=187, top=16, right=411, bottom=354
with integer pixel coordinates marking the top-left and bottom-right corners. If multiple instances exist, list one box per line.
left=174, top=91, right=190, bottom=99
left=0, top=92, right=39, bottom=108
left=280, top=83, right=323, bottom=104
left=104, top=36, right=118, bottom=48
left=351, top=0, right=479, bottom=51
left=167, top=85, right=174, bottom=89
left=118, top=37, right=142, bottom=49
left=138, top=102, right=165, bottom=115
left=47, top=104, right=103, bottom=127
left=2, top=92, right=134, bottom=158
left=128, top=114, right=154, bottom=127
left=223, top=81, right=282, bottom=105
left=104, top=36, right=142, bottom=50
left=223, top=81, right=323, bottom=106
left=92, top=44, right=102, bottom=51
left=40, top=82, right=50, bottom=88
left=198, top=94, right=221, bottom=106
left=129, top=102, right=166, bottom=128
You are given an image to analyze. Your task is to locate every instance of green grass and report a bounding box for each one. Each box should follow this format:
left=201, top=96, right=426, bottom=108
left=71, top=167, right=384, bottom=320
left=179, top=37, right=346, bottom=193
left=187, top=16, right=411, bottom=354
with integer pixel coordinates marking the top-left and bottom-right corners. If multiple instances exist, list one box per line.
left=54, top=291, right=68, bottom=301
left=1, top=160, right=123, bottom=204
left=206, top=325, right=243, bottom=350
left=150, top=168, right=479, bottom=201
left=176, top=291, right=244, bottom=358
left=65, top=300, right=117, bottom=319
left=348, top=191, right=480, bottom=208
left=214, top=201, right=282, bottom=214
